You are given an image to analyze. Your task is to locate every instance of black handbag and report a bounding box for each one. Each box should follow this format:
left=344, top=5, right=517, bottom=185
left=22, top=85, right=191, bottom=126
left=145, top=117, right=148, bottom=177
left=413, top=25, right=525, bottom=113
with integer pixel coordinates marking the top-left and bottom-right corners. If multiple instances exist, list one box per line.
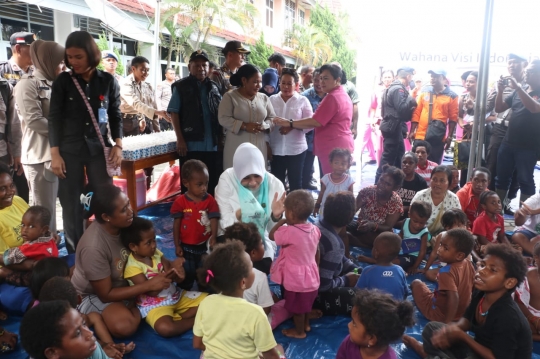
left=424, top=92, right=447, bottom=142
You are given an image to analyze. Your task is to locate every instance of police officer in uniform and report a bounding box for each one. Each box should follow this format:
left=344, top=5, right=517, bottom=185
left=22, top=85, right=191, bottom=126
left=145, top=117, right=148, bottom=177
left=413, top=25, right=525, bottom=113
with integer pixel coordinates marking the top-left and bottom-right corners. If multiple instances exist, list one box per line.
left=209, top=41, right=250, bottom=96
left=0, top=32, right=35, bottom=202
left=120, top=56, right=170, bottom=188
left=375, top=67, right=417, bottom=183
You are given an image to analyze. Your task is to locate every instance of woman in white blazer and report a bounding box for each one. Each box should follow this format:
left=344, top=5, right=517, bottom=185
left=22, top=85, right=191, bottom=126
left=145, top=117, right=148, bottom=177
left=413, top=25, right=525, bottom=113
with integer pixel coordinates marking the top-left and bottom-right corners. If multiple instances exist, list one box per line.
left=14, top=40, right=64, bottom=231
left=215, top=143, right=286, bottom=274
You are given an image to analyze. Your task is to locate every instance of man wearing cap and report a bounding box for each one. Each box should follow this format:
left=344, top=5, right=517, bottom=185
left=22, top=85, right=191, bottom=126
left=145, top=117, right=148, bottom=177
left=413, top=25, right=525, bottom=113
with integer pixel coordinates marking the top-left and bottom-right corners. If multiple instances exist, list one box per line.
left=156, top=67, right=176, bottom=131
left=410, top=69, right=458, bottom=164
left=0, top=32, right=35, bottom=203
left=101, top=50, right=123, bottom=83
left=375, top=67, right=417, bottom=183
left=494, top=59, right=540, bottom=212
left=209, top=40, right=250, bottom=96
left=168, top=50, right=222, bottom=195
left=0, top=32, right=35, bottom=87
left=485, top=53, right=527, bottom=214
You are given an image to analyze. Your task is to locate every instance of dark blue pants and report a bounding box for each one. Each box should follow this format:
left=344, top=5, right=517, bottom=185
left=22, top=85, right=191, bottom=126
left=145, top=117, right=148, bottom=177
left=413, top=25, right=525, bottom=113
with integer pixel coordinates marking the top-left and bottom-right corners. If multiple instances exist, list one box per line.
left=375, top=132, right=405, bottom=183
left=271, top=151, right=307, bottom=192
left=495, top=142, right=537, bottom=196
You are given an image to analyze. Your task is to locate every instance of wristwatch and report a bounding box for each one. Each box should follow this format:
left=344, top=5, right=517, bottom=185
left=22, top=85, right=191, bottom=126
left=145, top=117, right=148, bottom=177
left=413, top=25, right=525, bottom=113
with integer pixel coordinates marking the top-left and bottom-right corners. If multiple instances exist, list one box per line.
left=289, top=119, right=293, bottom=128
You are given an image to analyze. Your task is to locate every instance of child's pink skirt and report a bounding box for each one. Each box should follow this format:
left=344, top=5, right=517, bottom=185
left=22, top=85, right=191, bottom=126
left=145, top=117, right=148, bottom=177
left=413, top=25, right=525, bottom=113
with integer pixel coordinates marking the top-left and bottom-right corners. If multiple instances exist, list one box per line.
left=283, top=289, right=318, bottom=314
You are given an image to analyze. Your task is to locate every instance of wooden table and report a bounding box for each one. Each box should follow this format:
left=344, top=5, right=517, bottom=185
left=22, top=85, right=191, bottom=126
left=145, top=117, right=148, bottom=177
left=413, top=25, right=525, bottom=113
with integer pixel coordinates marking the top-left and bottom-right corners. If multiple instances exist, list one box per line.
left=121, top=151, right=180, bottom=215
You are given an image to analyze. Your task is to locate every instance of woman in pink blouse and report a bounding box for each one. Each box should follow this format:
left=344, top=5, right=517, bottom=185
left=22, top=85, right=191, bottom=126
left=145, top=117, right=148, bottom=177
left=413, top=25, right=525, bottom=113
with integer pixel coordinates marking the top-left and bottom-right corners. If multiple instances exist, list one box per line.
left=274, top=64, right=353, bottom=176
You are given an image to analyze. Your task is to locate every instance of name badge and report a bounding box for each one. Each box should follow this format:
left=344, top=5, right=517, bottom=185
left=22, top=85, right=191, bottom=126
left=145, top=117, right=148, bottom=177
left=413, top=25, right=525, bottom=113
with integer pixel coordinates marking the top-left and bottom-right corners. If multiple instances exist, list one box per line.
left=98, top=107, right=108, bottom=123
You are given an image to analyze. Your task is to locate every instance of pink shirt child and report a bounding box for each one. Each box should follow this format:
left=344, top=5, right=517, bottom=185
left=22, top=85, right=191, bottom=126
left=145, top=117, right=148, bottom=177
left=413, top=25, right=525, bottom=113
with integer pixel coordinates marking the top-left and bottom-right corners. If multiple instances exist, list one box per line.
left=270, top=224, right=320, bottom=293
left=313, top=85, right=354, bottom=175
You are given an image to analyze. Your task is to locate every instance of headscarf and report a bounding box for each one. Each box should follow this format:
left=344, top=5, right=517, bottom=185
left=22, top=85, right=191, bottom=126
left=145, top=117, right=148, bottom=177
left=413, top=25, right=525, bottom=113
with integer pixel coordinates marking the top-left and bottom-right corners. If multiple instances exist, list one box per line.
left=233, top=143, right=270, bottom=242
left=30, top=40, right=65, bottom=81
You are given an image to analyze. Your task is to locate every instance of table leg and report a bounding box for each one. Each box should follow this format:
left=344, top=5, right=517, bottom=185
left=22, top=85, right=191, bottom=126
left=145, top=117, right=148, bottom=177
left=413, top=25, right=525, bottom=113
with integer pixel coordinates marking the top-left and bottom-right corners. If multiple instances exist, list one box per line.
left=124, top=162, right=138, bottom=215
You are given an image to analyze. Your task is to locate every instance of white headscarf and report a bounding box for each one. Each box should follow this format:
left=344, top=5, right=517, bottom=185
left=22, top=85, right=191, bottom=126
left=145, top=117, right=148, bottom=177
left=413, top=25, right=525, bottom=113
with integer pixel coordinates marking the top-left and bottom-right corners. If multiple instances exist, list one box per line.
left=233, top=143, right=266, bottom=181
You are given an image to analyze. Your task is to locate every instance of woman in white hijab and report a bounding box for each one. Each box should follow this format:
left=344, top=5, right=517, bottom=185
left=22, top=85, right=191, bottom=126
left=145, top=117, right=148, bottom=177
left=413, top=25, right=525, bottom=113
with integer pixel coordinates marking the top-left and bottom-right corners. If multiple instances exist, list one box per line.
left=215, top=143, right=286, bottom=274
left=14, top=40, right=65, bottom=231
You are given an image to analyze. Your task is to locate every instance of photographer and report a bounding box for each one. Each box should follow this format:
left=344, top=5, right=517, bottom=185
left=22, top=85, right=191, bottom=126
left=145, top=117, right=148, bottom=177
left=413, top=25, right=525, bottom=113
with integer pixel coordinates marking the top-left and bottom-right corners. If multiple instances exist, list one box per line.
left=494, top=59, right=540, bottom=208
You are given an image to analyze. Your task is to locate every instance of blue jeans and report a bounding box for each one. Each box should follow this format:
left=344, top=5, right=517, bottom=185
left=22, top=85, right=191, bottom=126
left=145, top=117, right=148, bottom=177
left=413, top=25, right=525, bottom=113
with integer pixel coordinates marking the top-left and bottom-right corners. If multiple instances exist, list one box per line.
left=495, top=142, right=538, bottom=196
left=271, top=151, right=307, bottom=192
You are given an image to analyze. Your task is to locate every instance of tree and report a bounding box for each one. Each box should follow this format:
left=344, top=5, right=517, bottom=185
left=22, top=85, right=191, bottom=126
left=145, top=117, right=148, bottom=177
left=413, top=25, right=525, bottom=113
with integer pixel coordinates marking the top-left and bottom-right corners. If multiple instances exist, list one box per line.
left=309, top=5, right=356, bottom=77
left=160, top=0, right=258, bottom=67
left=248, top=33, right=274, bottom=71
left=95, top=32, right=125, bottom=76
left=284, top=23, right=332, bottom=67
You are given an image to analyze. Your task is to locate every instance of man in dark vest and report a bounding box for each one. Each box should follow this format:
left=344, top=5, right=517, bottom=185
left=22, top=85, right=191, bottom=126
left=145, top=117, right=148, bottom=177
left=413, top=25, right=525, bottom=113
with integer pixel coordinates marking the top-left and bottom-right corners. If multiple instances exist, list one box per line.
left=168, top=50, right=222, bottom=195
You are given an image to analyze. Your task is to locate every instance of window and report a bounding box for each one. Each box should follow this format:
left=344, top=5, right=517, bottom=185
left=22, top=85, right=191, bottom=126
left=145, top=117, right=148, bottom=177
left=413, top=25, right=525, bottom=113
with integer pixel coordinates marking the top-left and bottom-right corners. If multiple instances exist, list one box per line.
left=285, top=0, right=296, bottom=29
left=266, top=0, right=273, bottom=28
left=299, top=10, right=305, bottom=25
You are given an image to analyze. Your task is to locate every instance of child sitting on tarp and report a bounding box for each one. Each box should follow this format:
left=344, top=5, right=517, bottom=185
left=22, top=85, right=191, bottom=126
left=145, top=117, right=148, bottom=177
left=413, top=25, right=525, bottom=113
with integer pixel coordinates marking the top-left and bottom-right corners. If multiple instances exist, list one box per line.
left=0, top=206, right=58, bottom=286
left=515, top=242, right=540, bottom=341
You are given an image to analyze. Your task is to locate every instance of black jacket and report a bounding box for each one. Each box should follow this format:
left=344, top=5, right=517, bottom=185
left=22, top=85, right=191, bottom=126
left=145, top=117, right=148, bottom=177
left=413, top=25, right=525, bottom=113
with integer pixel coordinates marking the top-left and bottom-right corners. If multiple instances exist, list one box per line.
left=382, top=80, right=416, bottom=122
left=380, top=80, right=417, bottom=137
left=171, top=75, right=221, bottom=145
left=48, top=70, right=122, bottom=156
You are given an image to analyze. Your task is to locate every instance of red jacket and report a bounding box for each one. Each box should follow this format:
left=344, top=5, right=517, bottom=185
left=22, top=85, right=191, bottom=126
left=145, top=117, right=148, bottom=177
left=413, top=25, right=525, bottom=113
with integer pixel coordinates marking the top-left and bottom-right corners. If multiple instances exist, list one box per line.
left=456, top=182, right=486, bottom=225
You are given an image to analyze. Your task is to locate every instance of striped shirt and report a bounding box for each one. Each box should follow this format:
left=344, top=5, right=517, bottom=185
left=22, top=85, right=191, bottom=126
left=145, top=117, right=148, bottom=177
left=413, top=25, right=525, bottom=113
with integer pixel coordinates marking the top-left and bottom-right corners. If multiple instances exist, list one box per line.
left=415, top=160, right=438, bottom=185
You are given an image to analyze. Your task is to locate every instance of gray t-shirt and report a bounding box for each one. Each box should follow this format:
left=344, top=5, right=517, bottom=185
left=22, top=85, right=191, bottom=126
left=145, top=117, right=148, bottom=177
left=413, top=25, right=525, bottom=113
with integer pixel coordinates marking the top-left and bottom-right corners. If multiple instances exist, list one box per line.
left=71, top=222, right=129, bottom=297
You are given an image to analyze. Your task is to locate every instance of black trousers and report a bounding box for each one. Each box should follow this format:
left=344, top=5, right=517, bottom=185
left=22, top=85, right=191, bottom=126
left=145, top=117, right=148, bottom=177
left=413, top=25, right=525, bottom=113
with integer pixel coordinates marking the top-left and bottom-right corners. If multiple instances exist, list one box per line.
left=179, top=151, right=222, bottom=196
left=426, top=136, right=445, bottom=164
left=486, top=129, right=519, bottom=199
left=0, top=155, right=29, bottom=203
left=271, top=151, right=307, bottom=192
left=301, top=150, right=315, bottom=188
left=58, top=146, right=111, bottom=253
left=375, top=131, right=404, bottom=183
left=313, top=287, right=357, bottom=316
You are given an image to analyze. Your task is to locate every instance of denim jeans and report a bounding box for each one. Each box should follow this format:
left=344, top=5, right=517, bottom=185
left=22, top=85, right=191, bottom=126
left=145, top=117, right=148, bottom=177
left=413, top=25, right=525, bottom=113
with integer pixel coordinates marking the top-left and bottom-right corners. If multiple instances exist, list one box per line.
left=495, top=142, right=538, bottom=196
left=271, top=151, right=307, bottom=192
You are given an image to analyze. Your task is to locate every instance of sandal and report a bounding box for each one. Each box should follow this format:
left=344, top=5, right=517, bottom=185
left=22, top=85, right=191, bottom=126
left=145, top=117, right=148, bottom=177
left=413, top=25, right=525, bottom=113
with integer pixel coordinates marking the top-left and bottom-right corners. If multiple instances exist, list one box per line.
left=0, top=328, right=18, bottom=353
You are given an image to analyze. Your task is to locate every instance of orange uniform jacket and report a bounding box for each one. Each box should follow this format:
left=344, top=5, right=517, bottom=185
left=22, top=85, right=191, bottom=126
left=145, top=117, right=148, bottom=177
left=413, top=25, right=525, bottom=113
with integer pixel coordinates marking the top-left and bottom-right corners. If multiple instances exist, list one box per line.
left=412, top=86, right=459, bottom=140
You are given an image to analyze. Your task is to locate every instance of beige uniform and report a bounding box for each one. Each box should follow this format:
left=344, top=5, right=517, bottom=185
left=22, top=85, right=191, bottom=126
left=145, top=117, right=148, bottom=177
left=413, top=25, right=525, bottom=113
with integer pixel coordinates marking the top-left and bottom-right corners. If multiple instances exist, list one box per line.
left=119, top=74, right=160, bottom=133
left=13, top=71, right=57, bottom=231
left=209, top=64, right=236, bottom=96
left=155, top=80, right=172, bottom=112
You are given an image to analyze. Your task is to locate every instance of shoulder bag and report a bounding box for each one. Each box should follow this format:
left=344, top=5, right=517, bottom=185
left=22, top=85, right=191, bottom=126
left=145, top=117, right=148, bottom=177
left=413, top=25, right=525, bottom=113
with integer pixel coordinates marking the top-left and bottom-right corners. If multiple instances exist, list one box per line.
left=424, top=92, right=447, bottom=142
left=70, top=74, right=122, bottom=177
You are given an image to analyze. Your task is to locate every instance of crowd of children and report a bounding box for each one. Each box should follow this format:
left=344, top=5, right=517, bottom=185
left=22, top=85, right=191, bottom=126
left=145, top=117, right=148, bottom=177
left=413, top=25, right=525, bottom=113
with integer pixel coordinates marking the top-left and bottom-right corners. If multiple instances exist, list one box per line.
left=6, top=149, right=540, bottom=359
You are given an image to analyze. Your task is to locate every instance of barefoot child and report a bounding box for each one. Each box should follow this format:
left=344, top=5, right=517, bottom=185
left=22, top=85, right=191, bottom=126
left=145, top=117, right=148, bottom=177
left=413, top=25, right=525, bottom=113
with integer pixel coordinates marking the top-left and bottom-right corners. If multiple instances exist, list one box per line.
left=270, top=190, right=320, bottom=339
left=171, top=159, right=220, bottom=290
left=193, top=241, right=284, bottom=359
left=0, top=206, right=58, bottom=284
left=121, top=217, right=207, bottom=337
left=512, top=192, right=540, bottom=255
left=422, top=209, right=469, bottom=282
left=472, top=191, right=511, bottom=247
left=411, top=228, right=475, bottom=323
left=404, top=244, right=532, bottom=359
left=356, top=233, right=408, bottom=300
left=336, top=289, right=414, bottom=359
left=38, top=277, right=135, bottom=359
left=314, top=148, right=354, bottom=219
left=515, top=242, right=540, bottom=341
left=20, top=300, right=113, bottom=359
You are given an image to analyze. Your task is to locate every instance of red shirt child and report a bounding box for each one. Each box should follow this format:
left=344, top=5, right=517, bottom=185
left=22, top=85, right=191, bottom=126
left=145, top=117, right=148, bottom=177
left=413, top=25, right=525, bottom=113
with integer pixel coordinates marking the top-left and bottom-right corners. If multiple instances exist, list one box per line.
left=472, top=191, right=511, bottom=247
left=171, top=194, right=220, bottom=246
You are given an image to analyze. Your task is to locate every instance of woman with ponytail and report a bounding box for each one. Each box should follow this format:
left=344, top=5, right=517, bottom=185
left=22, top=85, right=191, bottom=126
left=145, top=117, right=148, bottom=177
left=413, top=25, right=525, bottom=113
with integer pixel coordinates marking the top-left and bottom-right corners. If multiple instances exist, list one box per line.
left=193, top=240, right=285, bottom=359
